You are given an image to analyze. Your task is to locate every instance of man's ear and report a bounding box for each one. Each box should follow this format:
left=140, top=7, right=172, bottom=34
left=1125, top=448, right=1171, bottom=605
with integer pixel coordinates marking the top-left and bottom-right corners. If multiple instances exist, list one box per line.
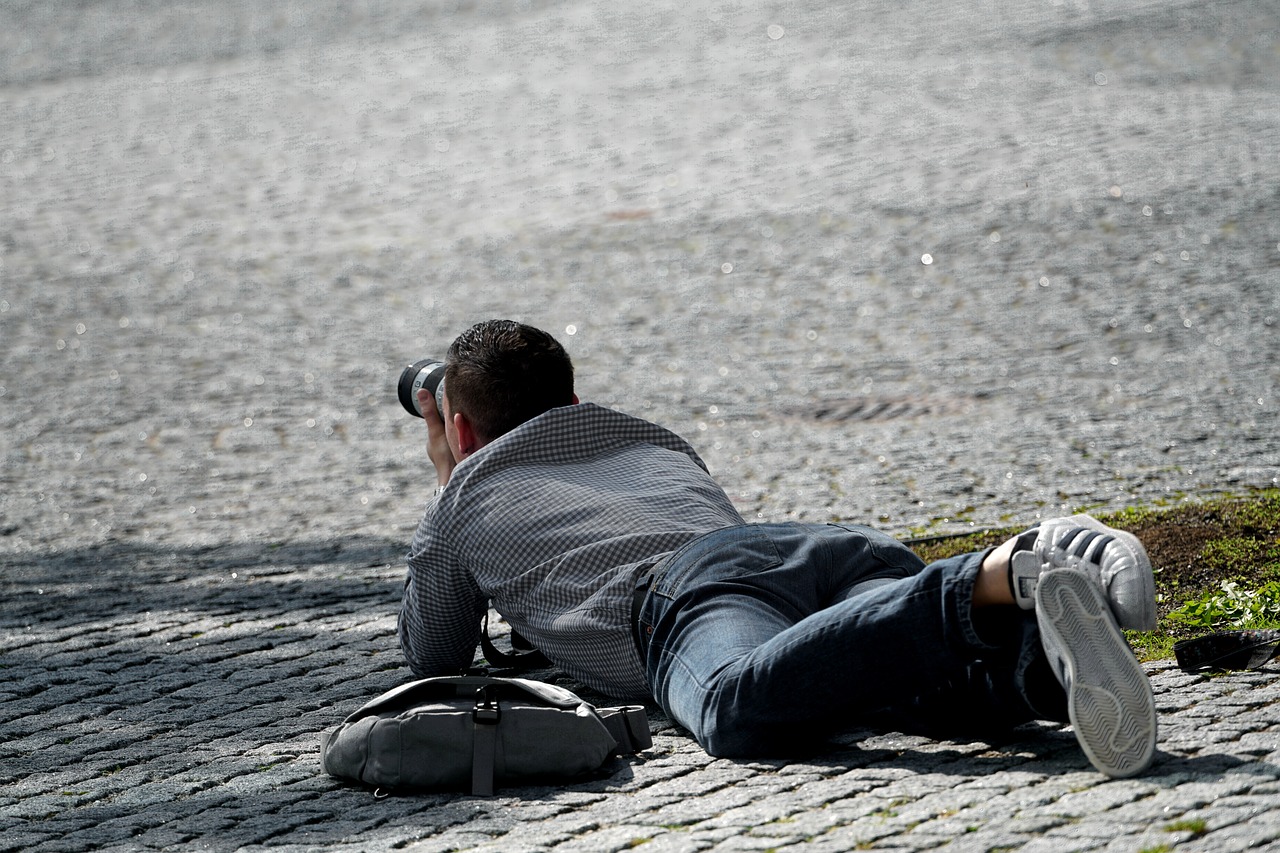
left=571, top=393, right=579, bottom=404
left=452, top=411, right=482, bottom=458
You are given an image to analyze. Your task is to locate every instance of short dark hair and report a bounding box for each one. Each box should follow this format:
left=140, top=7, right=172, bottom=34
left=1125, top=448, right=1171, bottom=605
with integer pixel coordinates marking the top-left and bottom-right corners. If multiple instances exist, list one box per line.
left=444, top=320, right=575, bottom=442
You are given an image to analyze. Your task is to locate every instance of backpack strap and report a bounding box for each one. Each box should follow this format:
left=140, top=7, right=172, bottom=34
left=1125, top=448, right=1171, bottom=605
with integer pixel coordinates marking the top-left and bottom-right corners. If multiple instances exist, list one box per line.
left=470, top=684, right=501, bottom=796
left=596, top=706, right=652, bottom=754
left=480, top=611, right=551, bottom=671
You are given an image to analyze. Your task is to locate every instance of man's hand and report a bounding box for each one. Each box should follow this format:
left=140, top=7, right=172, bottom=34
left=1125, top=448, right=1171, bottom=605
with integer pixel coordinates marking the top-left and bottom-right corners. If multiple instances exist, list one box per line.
left=419, top=389, right=456, bottom=488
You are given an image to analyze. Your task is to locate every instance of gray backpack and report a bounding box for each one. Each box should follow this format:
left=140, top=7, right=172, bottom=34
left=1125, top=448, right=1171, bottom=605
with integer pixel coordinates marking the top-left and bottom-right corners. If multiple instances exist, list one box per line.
left=320, top=676, right=652, bottom=795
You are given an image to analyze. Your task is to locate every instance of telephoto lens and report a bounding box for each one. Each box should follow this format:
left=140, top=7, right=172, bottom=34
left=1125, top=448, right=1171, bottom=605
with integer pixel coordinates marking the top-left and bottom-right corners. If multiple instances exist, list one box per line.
left=398, top=359, right=447, bottom=418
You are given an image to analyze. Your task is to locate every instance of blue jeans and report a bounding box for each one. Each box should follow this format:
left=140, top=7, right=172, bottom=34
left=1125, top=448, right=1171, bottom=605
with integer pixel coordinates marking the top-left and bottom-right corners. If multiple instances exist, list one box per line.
left=637, top=523, right=1067, bottom=757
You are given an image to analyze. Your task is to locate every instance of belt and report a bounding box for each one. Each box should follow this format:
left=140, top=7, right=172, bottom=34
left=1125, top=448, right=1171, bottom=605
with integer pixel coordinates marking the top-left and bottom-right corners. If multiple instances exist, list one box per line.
left=631, top=574, right=653, bottom=659
left=631, top=555, right=670, bottom=659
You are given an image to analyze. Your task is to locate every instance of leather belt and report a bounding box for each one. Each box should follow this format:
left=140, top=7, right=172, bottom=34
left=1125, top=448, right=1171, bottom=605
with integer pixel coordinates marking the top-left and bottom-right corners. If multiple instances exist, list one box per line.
left=631, top=556, right=670, bottom=660
left=631, top=574, right=653, bottom=659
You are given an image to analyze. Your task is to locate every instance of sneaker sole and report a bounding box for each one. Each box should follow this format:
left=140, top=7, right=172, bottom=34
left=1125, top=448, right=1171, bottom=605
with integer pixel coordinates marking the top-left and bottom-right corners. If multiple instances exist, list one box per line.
left=1064, top=514, right=1157, bottom=631
left=1036, top=569, right=1157, bottom=778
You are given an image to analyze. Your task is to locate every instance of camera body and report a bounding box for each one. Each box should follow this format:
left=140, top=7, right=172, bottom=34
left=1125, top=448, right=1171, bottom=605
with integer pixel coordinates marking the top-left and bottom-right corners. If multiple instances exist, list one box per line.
left=398, top=359, right=447, bottom=418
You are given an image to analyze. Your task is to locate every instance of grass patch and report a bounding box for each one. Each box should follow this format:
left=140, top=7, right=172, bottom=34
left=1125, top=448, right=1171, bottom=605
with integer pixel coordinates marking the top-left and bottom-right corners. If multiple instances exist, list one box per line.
left=1167, top=580, right=1280, bottom=631
left=1164, top=817, right=1208, bottom=836
left=910, top=489, right=1280, bottom=662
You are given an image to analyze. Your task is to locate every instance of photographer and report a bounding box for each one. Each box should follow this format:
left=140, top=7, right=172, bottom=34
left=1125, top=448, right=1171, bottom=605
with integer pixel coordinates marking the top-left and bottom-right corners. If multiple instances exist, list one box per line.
left=398, top=320, right=1158, bottom=778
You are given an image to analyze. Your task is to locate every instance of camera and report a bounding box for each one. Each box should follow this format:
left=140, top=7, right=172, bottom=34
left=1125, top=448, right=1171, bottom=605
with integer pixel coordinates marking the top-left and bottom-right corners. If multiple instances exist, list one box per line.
left=398, top=359, right=447, bottom=418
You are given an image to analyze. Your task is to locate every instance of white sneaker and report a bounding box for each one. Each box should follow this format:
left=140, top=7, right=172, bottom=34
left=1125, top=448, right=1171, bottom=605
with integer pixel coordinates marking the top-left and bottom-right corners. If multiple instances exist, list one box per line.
left=1036, top=568, right=1157, bottom=778
left=1010, top=514, right=1157, bottom=631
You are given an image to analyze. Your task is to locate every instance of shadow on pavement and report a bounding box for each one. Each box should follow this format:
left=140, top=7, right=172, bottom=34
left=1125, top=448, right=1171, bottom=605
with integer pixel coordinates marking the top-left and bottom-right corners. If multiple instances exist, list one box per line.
left=0, top=536, right=407, bottom=631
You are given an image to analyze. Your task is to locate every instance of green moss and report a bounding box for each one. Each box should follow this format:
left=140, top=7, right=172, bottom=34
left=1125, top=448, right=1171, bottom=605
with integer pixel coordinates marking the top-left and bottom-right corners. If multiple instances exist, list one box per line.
left=1200, top=536, right=1280, bottom=585
left=1164, top=817, right=1208, bottom=835
left=908, top=490, right=1280, bottom=662
left=1125, top=629, right=1177, bottom=663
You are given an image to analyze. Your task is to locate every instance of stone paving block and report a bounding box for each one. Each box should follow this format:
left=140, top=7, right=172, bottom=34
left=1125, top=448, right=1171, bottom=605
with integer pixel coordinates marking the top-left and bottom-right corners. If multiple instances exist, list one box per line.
left=23, top=840, right=112, bottom=853
left=413, top=832, right=534, bottom=853
left=1160, top=777, right=1260, bottom=810
left=703, top=834, right=790, bottom=852
left=786, top=770, right=902, bottom=808
left=1040, top=779, right=1156, bottom=818
left=564, top=823, right=679, bottom=853
left=1176, top=815, right=1280, bottom=853
left=781, top=815, right=908, bottom=852
left=565, top=792, right=683, bottom=829
left=929, top=827, right=1043, bottom=853
left=225, top=813, right=327, bottom=847
left=1015, top=831, right=1107, bottom=852
left=1234, top=731, right=1280, bottom=754
left=1098, top=829, right=1181, bottom=853
left=703, top=792, right=819, bottom=833
left=125, top=827, right=201, bottom=850
left=742, top=804, right=843, bottom=840
left=1244, top=776, right=1280, bottom=794
left=616, top=829, right=709, bottom=853
left=0, top=832, right=58, bottom=853
left=643, top=784, right=793, bottom=831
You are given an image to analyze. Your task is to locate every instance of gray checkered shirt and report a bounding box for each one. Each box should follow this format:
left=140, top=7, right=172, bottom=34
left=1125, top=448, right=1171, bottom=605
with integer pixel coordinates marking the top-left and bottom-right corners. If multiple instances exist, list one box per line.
left=399, top=403, right=744, bottom=699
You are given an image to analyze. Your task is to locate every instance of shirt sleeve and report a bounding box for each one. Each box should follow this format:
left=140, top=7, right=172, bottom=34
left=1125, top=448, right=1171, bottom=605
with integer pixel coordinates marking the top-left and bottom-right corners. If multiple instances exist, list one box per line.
left=398, top=496, right=489, bottom=676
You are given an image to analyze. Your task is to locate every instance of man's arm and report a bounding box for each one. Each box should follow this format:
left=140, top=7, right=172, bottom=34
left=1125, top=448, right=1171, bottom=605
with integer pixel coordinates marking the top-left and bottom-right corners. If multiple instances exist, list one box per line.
left=398, top=503, right=489, bottom=676
left=397, top=386, right=487, bottom=676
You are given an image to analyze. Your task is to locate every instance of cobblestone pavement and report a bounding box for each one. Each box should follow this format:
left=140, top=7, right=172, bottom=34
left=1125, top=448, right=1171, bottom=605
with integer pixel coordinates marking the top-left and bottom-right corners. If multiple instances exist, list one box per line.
left=3, top=0, right=1279, bottom=850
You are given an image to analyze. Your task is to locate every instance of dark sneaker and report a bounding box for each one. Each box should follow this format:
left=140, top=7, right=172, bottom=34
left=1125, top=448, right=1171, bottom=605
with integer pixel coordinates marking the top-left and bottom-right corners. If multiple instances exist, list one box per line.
left=1036, top=568, right=1157, bottom=778
left=1010, top=514, right=1157, bottom=631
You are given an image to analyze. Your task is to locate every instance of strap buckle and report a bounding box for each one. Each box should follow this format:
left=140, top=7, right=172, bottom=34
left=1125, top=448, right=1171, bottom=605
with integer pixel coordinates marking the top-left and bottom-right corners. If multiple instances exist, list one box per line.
left=473, top=685, right=501, bottom=724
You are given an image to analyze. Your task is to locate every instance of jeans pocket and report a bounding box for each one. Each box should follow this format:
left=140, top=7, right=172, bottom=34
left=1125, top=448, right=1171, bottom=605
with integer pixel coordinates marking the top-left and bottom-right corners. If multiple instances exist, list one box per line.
left=825, top=522, right=926, bottom=578
left=651, top=525, right=784, bottom=601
